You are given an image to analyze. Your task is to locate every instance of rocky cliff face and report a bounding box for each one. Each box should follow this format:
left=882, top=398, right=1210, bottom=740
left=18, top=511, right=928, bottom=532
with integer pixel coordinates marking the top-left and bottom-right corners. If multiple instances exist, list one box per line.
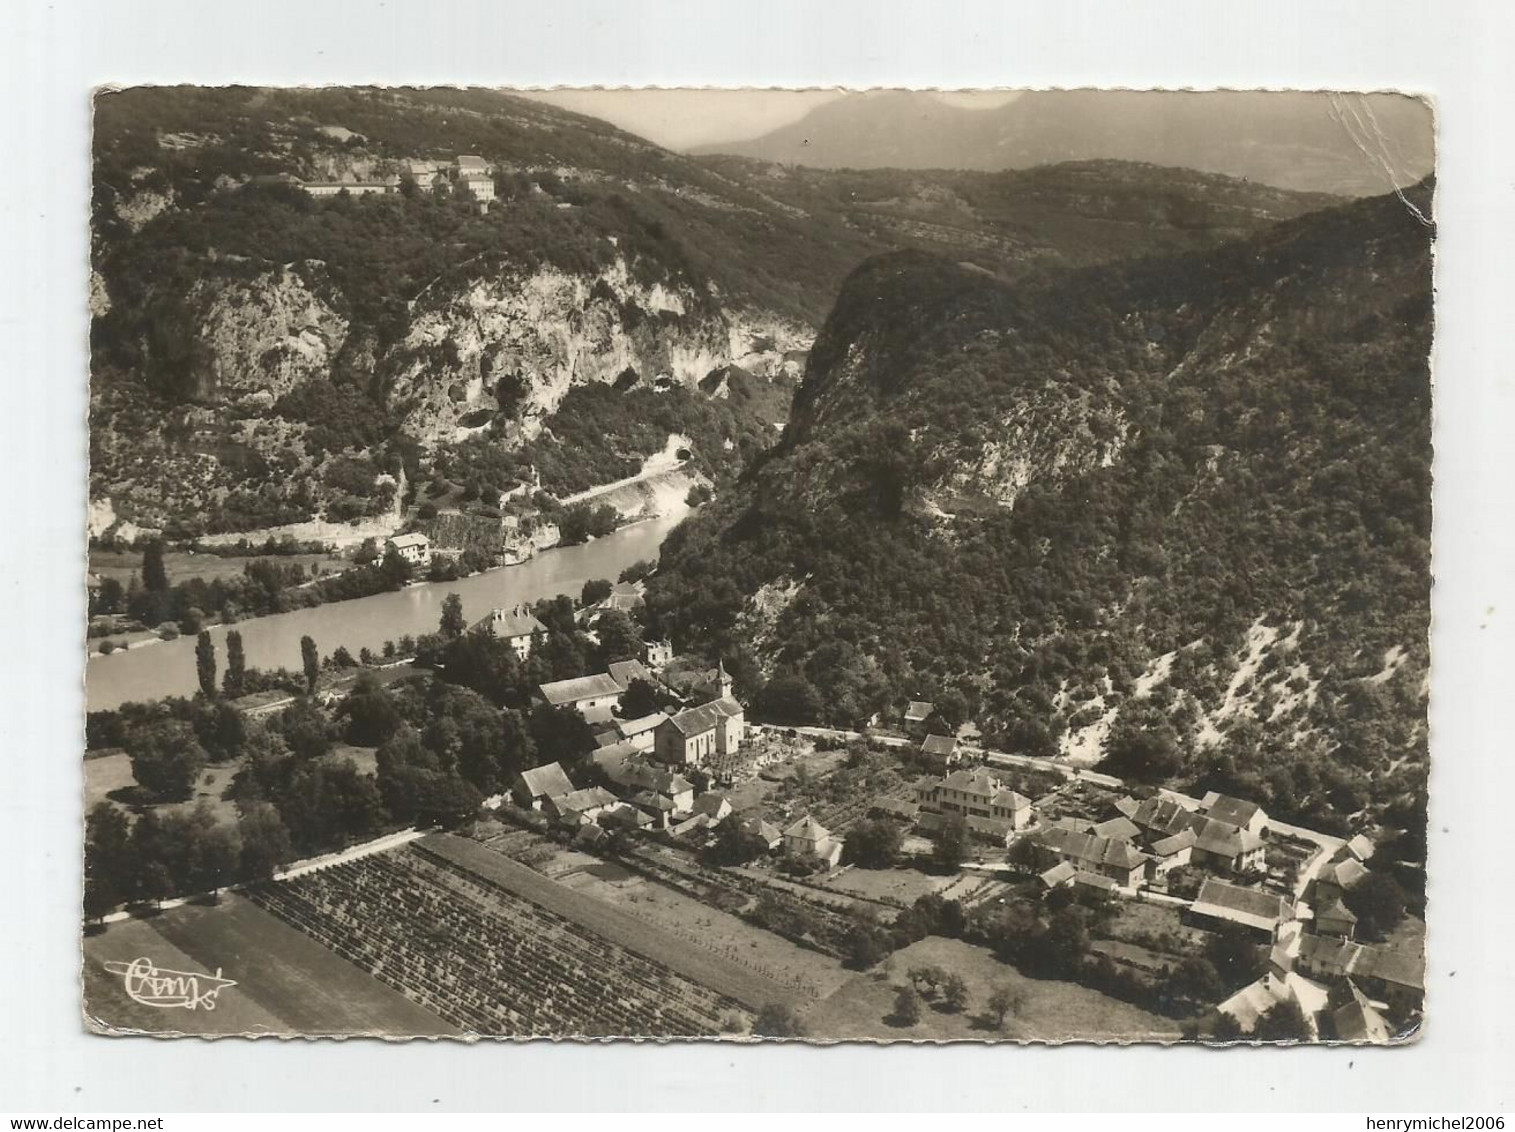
left=139, top=261, right=349, bottom=403
left=124, top=249, right=809, bottom=447
left=386, top=257, right=754, bottom=443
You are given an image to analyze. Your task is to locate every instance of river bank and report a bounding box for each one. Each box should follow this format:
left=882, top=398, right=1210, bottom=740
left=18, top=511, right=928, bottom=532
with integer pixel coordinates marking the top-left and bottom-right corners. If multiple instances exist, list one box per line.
left=86, top=501, right=694, bottom=711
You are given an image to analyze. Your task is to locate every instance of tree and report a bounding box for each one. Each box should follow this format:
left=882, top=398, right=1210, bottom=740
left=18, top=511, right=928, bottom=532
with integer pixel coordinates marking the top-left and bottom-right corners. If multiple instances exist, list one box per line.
left=142, top=539, right=169, bottom=594
left=907, top=965, right=946, bottom=996
left=619, top=677, right=663, bottom=719
left=704, top=819, right=770, bottom=867
left=580, top=578, right=613, bottom=607
left=195, top=631, right=217, bottom=699
left=845, top=818, right=903, bottom=869
left=932, top=813, right=970, bottom=870
left=300, top=635, right=320, bottom=694
left=379, top=546, right=411, bottom=590
left=237, top=802, right=295, bottom=881
left=439, top=592, right=466, bottom=640
left=594, top=608, right=642, bottom=663
left=1168, top=956, right=1225, bottom=1007
left=127, top=720, right=207, bottom=801
left=223, top=630, right=247, bottom=698
left=753, top=671, right=824, bottom=726
left=753, top=1003, right=806, bottom=1038
left=1102, top=708, right=1185, bottom=783
left=987, top=984, right=1024, bottom=1030
left=528, top=702, right=596, bottom=766
left=279, top=699, right=331, bottom=761
left=1205, top=924, right=1265, bottom=985
left=1343, top=871, right=1408, bottom=941
left=1253, top=998, right=1313, bottom=1042
left=892, top=985, right=922, bottom=1026
left=341, top=672, right=404, bottom=746
left=84, top=803, right=135, bottom=920
left=941, top=972, right=969, bottom=1013
left=1210, top=1011, right=1244, bottom=1042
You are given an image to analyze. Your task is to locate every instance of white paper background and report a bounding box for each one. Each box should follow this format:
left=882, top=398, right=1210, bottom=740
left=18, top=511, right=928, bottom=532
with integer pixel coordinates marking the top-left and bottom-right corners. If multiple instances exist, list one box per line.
left=2, top=0, right=1511, bottom=1112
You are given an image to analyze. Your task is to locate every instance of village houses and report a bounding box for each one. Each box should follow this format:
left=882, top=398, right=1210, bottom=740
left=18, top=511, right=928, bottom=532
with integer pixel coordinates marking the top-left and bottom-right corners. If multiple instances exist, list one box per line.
left=916, top=768, right=1033, bottom=830
left=478, top=604, right=546, bottom=660
left=386, top=531, right=431, bottom=567
left=782, top=815, right=844, bottom=869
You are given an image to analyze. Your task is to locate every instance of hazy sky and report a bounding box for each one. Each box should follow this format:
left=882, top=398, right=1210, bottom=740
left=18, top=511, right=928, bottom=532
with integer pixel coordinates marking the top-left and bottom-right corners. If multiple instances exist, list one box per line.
left=521, top=89, right=1022, bottom=151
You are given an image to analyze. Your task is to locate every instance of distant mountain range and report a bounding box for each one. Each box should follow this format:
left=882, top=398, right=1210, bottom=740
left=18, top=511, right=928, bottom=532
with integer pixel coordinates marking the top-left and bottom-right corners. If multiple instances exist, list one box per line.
left=689, top=90, right=1433, bottom=197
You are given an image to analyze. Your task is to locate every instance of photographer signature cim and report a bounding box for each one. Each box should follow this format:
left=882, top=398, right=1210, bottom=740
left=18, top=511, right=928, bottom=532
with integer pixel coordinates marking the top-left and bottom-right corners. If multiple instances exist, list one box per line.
left=103, top=957, right=237, bottom=1011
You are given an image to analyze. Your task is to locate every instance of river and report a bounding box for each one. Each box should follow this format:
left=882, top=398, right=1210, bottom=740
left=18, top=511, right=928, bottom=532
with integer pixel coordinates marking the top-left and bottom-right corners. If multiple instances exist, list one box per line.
left=86, top=505, right=692, bottom=711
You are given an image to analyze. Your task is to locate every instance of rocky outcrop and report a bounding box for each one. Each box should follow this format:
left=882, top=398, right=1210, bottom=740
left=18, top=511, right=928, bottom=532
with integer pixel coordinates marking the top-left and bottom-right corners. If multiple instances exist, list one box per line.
left=385, top=257, right=797, bottom=444
left=142, top=262, right=349, bottom=402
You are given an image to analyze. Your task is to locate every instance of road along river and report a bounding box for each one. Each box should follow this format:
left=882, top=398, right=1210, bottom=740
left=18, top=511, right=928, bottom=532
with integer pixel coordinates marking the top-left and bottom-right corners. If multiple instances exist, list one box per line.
left=86, top=504, right=692, bottom=712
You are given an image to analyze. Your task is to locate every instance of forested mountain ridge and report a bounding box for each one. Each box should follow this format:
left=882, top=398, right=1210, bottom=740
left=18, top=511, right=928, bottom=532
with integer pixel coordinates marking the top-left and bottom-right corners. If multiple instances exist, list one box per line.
left=647, top=181, right=1433, bottom=839
left=690, top=90, right=1433, bottom=198
left=90, top=87, right=1340, bottom=539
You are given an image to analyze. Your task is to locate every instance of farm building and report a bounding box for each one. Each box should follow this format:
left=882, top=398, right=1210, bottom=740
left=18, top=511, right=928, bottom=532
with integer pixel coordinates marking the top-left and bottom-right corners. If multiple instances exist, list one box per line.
left=1029, top=826, right=1149, bottom=889
left=512, top=762, right=574, bottom=810
left=1200, top=791, right=1270, bottom=838
left=613, top=711, right=669, bottom=752
left=919, top=733, right=961, bottom=770
left=537, top=672, right=625, bottom=723
left=1188, top=878, right=1292, bottom=939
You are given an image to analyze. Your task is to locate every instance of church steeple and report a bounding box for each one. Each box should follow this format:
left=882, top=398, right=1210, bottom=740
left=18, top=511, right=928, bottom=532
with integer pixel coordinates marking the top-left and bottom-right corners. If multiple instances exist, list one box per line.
left=716, top=657, right=734, bottom=700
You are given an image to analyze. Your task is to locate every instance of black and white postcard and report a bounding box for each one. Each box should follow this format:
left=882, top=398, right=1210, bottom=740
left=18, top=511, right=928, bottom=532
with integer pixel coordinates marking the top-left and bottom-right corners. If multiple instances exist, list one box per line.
left=81, top=87, right=1433, bottom=1044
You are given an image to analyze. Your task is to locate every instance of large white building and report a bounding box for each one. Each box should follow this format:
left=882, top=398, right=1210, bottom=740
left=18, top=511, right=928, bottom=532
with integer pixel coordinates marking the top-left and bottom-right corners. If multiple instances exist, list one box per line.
left=385, top=532, right=431, bottom=566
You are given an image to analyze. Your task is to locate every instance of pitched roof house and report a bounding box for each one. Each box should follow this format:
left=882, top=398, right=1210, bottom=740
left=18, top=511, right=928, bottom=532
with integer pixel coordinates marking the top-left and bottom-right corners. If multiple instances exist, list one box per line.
left=734, top=812, right=783, bottom=850
left=1201, top=791, right=1270, bottom=837
left=1315, top=898, right=1359, bottom=940
left=692, top=792, right=733, bottom=823
left=479, top=605, right=546, bottom=659
left=919, top=733, right=961, bottom=769
left=537, top=672, right=625, bottom=723
left=783, top=815, right=843, bottom=868
left=920, top=768, right=1033, bottom=830
left=1188, top=878, right=1292, bottom=937
left=1332, top=982, right=1393, bottom=1043
left=613, top=710, right=669, bottom=752
left=1030, top=827, right=1149, bottom=888
left=904, top=701, right=935, bottom=724
left=1188, top=816, right=1267, bottom=873
left=545, top=786, right=619, bottom=823
left=511, top=762, right=574, bottom=810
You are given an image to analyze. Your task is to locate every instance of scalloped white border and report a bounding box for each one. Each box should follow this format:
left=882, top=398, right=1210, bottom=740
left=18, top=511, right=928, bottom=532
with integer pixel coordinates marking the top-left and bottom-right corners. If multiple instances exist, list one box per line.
left=6, top=0, right=1513, bottom=1114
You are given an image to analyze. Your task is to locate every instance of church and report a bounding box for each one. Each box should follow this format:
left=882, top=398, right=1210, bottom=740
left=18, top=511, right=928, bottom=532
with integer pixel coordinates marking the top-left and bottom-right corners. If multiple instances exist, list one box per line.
left=651, top=660, right=746, bottom=769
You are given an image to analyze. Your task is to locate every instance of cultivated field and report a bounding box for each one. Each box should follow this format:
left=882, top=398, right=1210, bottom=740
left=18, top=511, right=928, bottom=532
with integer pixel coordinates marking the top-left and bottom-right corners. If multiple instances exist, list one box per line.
left=802, top=936, right=1185, bottom=1043
left=250, top=844, right=745, bottom=1037
left=817, top=867, right=959, bottom=907
left=422, top=833, right=810, bottom=1013
left=82, top=892, right=456, bottom=1037
left=547, top=849, right=852, bottom=999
